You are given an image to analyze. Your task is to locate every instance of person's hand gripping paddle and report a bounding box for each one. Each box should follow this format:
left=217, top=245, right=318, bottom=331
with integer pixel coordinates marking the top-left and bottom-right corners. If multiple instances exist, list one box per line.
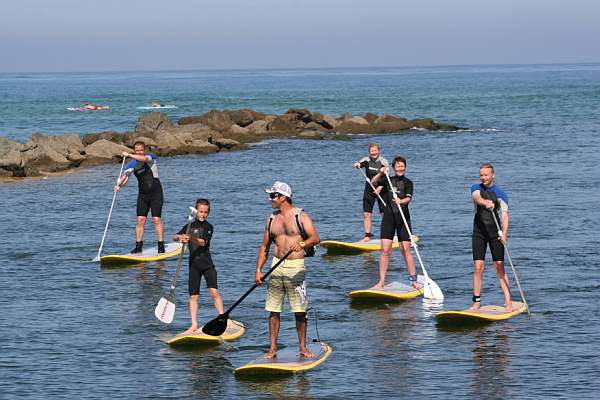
left=357, top=167, right=387, bottom=207
left=93, top=156, right=126, bottom=262
left=154, top=207, right=197, bottom=324
left=384, top=171, right=444, bottom=301
left=490, top=207, right=530, bottom=315
left=202, top=249, right=295, bottom=336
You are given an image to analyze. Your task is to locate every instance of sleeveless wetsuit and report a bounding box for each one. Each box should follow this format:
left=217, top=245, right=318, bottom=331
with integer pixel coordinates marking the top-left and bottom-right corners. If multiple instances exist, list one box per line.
left=178, top=219, right=217, bottom=294
left=471, top=183, right=509, bottom=261
left=380, top=175, right=413, bottom=241
left=358, top=156, right=389, bottom=213
left=123, top=154, right=164, bottom=217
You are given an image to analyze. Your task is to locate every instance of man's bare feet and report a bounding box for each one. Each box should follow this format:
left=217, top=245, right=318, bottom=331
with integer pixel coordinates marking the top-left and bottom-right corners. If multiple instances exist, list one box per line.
left=372, top=281, right=385, bottom=289
left=411, top=281, right=423, bottom=290
left=504, top=303, right=514, bottom=313
left=299, top=349, right=316, bottom=358
left=182, top=326, right=199, bottom=335
left=264, top=350, right=277, bottom=359
left=468, top=302, right=481, bottom=311
left=359, top=236, right=372, bottom=243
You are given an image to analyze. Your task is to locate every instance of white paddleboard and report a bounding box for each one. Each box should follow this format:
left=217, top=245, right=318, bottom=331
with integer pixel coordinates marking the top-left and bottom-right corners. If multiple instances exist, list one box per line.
left=436, top=301, right=528, bottom=324
left=136, top=105, right=177, bottom=110
left=235, top=341, right=332, bottom=375
left=350, top=275, right=425, bottom=301
left=99, top=242, right=183, bottom=265
left=167, top=319, right=246, bottom=346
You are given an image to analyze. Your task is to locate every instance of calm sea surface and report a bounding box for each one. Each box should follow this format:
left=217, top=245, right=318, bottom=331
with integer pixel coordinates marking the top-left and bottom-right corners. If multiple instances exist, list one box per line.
left=1, top=65, right=599, bottom=399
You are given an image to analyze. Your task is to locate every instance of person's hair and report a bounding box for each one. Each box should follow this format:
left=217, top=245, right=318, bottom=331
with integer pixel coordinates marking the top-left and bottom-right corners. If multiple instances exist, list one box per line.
left=392, top=156, right=407, bottom=168
left=196, top=198, right=211, bottom=211
left=133, top=141, right=146, bottom=149
left=368, top=143, right=379, bottom=150
left=480, top=163, right=494, bottom=172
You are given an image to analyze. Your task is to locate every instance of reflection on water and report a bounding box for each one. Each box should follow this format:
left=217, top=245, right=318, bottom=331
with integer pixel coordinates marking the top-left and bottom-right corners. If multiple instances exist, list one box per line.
left=471, top=325, right=513, bottom=399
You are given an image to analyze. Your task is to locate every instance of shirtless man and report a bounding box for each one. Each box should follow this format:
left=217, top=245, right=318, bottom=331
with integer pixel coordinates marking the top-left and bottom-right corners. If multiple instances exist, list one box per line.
left=354, top=143, right=388, bottom=242
left=470, top=163, right=512, bottom=312
left=255, top=181, right=320, bottom=359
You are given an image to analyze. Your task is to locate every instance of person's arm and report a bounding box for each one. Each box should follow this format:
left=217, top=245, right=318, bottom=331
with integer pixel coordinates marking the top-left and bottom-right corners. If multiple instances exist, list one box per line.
left=113, top=161, right=135, bottom=192
left=290, top=212, right=320, bottom=253
left=255, top=218, right=272, bottom=284
left=191, top=223, right=212, bottom=247
left=472, top=189, right=494, bottom=209
left=354, top=157, right=369, bottom=169
left=122, top=151, right=153, bottom=163
left=173, top=224, right=190, bottom=243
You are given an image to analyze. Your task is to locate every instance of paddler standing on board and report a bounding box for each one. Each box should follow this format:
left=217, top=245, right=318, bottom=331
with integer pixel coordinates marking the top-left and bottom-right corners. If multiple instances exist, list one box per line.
left=470, top=163, right=513, bottom=312
left=354, top=143, right=388, bottom=242
left=255, top=181, right=320, bottom=359
left=370, top=156, right=421, bottom=289
left=114, top=140, right=165, bottom=254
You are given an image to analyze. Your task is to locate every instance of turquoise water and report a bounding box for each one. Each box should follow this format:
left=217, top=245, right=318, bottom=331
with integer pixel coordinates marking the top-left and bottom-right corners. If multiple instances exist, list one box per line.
left=1, top=64, right=599, bottom=399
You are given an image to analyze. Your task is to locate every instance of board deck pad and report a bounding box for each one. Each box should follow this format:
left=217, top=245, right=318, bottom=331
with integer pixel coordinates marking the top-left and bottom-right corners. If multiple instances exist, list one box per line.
left=167, top=319, right=246, bottom=346
left=320, top=235, right=419, bottom=254
left=99, top=242, right=183, bottom=265
left=235, top=342, right=332, bottom=375
left=435, top=301, right=527, bottom=324
left=350, top=275, right=425, bottom=301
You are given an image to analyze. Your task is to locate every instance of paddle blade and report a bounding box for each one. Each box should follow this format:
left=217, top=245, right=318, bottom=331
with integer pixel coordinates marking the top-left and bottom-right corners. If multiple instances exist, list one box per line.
left=92, top=256, right=100, bottom=262
left=202, top=314, right=229, bottom=336
left=155, top=297, right=175, bottom=324
left=423, top=278, right=444, bottom=301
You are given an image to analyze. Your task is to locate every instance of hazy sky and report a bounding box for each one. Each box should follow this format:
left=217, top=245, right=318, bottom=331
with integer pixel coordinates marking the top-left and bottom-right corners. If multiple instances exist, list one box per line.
left=1, top=0, right=598, bottom=72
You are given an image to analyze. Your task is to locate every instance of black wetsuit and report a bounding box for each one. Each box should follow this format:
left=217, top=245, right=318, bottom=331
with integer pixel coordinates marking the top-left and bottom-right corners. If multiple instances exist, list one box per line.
left=380, top=175, right=413, bottom=241
left=178, top=220, right=217, bottom=294
left=124, top=155, right=164, bottom=217
left=471, top=184, right=508, bottom=262
left=358, top=156, right=388, bottom=213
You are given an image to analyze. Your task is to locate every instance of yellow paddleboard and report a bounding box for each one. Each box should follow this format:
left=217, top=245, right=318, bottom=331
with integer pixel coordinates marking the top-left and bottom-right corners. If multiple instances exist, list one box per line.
left=321, top=235, right=419, bottom=254
left=350, top=277, right=424, bottom=301
left=167, top=319, right=246, bottom=346
left=235, top=341, right=332, bottom=375
left=100, top=242, right=183, bottom=265
left=435, top=301, right=528, bottom=324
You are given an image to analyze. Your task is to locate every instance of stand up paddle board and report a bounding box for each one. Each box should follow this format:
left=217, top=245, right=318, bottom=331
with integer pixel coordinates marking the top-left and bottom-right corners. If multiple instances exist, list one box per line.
left=136, top=105, right=178, bottom=110
left=167, top=319, right=246, bottom=346
left=320, top=235, right=420, bottom=254
left=235, top=341, right=332, bottom=375
left=350, top=276, right=425, bottom=301
left=435, top=301, right=527, bottom=324
left=99, top=242, right=183, bottom=265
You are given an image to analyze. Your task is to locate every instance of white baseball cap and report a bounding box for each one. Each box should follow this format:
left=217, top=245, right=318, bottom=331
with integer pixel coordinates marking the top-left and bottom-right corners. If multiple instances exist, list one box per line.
left=265, top=181, right=292, bottom=198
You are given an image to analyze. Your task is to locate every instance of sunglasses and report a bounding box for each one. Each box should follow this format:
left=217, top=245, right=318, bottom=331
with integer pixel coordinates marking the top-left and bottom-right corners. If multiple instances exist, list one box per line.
left=269, top=192, right=282, bottom=199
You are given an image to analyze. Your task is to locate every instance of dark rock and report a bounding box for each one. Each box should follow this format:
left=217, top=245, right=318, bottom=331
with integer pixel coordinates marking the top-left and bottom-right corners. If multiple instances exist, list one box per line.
left=82, top=133, right=99, bottom=146
left=135, top=112, right=172, bottom=134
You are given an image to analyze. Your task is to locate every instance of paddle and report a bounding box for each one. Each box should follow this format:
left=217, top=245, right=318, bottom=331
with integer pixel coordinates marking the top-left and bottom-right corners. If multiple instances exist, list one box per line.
left=93, top=156, right=126, bottom=262
left=383, top=171, right=444, bottom=301
left=489, top=208, right=531, bottom=315
left=357, top=168, right=387, bottom=207
left=202, top=248, right=295, bottom=336
left=154, top=206, right=197, bottom=324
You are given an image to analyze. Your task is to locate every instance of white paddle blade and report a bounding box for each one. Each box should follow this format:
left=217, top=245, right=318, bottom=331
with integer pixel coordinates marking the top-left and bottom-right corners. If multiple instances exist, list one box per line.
left=92, top=256, right=100, bottom=262
left=423, top=278, right=444, bottom=301
left=155, top=297, right=175, bottom=324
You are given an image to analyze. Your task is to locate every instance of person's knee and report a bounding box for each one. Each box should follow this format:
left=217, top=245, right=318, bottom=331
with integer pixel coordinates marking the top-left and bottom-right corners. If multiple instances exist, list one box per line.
left=493, top=261, right=505, bottom=272
left=189, top=294, right=199, bottom=302
left=363, top=212, right=372, bottom=218
left=136, top=216, right=147, bottom=225
left=269, top=312, right=280, bottom=321
left=152, top=217, right=162, bottom=225
left=381, top=247, right=392, bottom=257
left=208, top=288, right=220, bottom=299
left=473, top=261, right=485, bottom=274
left=295, top=312, right=307, bottom=323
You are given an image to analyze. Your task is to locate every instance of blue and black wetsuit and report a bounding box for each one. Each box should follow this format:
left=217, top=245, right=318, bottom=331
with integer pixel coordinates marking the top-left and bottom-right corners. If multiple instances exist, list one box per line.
left=471, top=183, right=508, bottom=261
left=178, top=220, right=218, bottom=294
left=380, top=175, right=413, bottom=241
left=358, top=155, right=389, bottom=213
left=123, top=154, right=164, bottom=217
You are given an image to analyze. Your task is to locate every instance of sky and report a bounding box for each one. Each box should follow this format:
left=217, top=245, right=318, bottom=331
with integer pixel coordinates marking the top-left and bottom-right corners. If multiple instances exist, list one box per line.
left=0, top=0, right=599, bottom=72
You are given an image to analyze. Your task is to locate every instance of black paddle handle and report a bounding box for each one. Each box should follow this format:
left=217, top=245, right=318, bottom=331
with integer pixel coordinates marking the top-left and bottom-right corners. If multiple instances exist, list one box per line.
left=223, top=249, right=294, bottom=316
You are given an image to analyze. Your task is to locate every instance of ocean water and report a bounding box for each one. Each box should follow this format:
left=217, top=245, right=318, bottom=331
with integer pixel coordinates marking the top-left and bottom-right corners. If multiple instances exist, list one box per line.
left=1, top=64, right=599, bottom=399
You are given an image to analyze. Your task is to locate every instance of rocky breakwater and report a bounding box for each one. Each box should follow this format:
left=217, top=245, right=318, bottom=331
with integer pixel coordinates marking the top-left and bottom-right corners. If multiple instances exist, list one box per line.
left=0, top=109, right=461, bottom=179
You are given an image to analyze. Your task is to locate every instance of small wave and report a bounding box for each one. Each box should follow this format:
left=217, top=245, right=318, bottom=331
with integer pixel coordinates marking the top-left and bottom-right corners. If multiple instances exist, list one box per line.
left=461, top=128, right=501, bottom=132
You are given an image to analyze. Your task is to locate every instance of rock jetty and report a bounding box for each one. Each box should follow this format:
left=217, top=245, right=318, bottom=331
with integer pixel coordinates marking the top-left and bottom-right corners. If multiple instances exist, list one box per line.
left=0, top=108, right=461, bottom=179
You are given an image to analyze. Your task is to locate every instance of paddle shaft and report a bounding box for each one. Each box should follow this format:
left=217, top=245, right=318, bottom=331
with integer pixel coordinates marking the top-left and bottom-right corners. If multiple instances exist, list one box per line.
left=383, top=172, right=430, bottom=279
left=223, top=249, right=295, bottom=317
left=490, top=208, right=531, bottom=315
left=166, top=215, right=195, bottom=300
left=95, top=156, right=126, bottom=261
left=358, top=168, right=387, bottom=207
